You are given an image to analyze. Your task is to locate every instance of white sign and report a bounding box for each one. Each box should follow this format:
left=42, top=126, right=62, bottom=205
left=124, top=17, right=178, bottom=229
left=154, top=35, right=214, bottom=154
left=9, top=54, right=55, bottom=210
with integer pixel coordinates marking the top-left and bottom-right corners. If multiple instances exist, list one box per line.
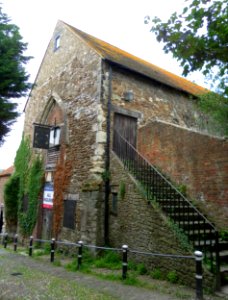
left=43, top=183, right=54, bottom=209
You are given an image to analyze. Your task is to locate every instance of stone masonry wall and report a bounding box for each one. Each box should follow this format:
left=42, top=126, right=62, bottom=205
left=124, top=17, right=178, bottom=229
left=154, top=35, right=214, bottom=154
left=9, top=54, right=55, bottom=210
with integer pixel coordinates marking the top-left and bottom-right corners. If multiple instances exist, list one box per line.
left=109, top=152, right=214, bottom=288
left=23, top=21, right=105, bottom=245
left=107, top=66, right=219, bottom=136
left=138, top=120, right=228, bottom=230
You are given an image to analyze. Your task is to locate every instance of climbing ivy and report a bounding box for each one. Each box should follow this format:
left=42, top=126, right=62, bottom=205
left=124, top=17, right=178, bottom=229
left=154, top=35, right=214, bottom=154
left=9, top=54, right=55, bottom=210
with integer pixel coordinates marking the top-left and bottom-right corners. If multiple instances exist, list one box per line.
left=4, top=173, right=19, bottom=230
left=14, top=136, right=44, bottom=237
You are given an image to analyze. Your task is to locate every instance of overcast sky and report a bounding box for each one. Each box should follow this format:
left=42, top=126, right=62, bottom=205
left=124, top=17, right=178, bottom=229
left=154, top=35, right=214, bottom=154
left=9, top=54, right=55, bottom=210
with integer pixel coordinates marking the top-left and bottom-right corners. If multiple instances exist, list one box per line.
left=0, top=0, right=206, bottom=170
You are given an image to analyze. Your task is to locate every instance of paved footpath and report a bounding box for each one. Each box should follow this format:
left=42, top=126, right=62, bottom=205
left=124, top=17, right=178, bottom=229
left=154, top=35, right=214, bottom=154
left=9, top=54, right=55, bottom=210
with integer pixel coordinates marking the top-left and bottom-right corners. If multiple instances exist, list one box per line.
left=0, top=249, right=227, bottom=300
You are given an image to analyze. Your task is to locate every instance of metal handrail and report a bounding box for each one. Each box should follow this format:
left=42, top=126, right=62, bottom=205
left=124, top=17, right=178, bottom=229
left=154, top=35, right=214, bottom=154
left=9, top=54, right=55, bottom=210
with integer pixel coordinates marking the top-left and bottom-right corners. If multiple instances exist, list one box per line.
left=112, top=129, right=220, bottom=277
left=113, top=129, right=216, bottom=230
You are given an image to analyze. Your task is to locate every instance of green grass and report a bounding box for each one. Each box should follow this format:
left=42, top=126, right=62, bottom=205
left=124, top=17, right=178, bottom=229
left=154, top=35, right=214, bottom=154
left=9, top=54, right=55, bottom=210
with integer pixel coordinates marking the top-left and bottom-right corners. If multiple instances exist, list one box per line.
left=93, top=251, right=122, bottom=270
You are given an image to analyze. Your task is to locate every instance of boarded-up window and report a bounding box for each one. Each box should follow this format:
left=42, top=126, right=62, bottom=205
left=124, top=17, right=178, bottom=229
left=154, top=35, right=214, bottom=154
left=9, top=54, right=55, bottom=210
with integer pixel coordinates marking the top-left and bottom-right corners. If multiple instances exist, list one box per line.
left=46, top=147, right=60, bottom=171
left=63, top=200, right=76, bottom=229
left=33, top=125, right=50, bottom=149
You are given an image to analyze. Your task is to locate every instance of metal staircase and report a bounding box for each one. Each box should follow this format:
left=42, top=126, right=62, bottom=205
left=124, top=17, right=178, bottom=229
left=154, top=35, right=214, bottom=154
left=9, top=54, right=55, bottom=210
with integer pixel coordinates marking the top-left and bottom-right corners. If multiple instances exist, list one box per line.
left=113, top=129, right=228, bottom=289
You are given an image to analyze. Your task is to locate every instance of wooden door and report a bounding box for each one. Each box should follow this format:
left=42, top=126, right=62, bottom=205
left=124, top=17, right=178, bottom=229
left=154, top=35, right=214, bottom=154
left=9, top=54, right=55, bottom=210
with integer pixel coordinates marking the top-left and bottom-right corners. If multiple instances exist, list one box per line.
left=114, top=113, right=137, bottom=148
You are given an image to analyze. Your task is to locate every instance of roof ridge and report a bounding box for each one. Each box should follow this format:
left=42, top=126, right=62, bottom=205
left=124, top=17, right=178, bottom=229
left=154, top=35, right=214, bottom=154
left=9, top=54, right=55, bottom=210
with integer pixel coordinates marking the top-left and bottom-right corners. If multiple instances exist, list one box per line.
left=60, top=21, right=207, bottom=96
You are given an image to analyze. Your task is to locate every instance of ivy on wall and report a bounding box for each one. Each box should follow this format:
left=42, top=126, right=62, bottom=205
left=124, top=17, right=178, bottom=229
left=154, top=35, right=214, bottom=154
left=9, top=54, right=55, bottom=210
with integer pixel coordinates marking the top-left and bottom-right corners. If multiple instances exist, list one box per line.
left=11, top=136, right=44, bottom=237
left=4, top=174, right=20, bottom=230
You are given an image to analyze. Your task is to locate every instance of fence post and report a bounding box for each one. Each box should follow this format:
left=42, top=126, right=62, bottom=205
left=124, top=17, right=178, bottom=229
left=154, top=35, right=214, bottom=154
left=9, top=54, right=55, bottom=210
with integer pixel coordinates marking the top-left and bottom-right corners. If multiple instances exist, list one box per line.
left=50, top=238, right=55, bottom=263
left=122, top=244, right=128, bottom=280
left=14, top=234, right=18, bottom=252
left=3, top=233, right=8, bottom=248
left=77, top=241, right=83, bottom=270
left=29, top=236, right=33, bottom=256
left=195, top=250, right=203, bottom=300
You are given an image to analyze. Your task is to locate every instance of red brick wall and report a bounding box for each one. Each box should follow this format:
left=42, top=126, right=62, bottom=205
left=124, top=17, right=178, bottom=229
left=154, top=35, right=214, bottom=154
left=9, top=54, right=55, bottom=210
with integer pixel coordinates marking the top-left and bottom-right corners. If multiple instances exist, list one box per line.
left=138, top=121, right=228, bottom=230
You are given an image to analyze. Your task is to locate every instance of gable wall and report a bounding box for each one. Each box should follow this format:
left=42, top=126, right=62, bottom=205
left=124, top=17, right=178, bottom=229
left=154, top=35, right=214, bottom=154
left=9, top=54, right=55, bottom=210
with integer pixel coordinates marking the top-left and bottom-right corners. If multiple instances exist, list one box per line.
left=24, top=22, right=106, bottom=244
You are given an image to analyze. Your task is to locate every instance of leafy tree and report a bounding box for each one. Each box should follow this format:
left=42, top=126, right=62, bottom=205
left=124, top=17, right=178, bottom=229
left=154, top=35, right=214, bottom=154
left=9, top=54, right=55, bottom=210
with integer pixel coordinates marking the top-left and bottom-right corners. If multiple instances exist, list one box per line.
left=4, top=173, right=19, bottom=231
left=14, top=136, right=44, bottom=237
left=145, top=0, right=228, bottom=96
left=0, top=6, right=31, bottom=145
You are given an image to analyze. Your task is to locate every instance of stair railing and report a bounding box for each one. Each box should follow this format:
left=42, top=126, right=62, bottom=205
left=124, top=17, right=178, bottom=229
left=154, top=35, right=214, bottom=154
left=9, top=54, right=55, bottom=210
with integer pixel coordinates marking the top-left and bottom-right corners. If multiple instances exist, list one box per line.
left=113, top=129, right=220, bottom=278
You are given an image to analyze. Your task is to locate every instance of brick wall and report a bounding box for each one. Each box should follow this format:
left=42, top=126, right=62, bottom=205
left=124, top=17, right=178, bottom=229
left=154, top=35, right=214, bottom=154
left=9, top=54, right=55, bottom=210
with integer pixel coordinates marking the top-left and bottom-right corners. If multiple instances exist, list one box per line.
left=109, top=152, right=214, bottom=288
left=138, top=120, right=228, bottom=230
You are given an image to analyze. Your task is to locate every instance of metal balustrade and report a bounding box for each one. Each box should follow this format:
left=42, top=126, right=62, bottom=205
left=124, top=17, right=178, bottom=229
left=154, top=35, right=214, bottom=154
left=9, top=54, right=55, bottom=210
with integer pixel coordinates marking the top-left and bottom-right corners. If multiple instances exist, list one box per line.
left=113, top=129, right=220, bottom=282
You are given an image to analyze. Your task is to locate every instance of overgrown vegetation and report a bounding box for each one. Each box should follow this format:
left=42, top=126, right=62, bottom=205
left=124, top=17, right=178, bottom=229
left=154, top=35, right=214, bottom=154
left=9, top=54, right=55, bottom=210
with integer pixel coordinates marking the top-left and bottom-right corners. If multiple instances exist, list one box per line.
left=4, top=136, right=44, bottom=237
left=167, top=219, right=193, bottom=252
left=220, top=230, right=228, bottom=241
left=31, top=245, right=186, bottom=290
left=118, top=181, right=126, bottom=200
left=198, top=92, right=228, bottom=136
left=4, top=174, right=19, bottom=230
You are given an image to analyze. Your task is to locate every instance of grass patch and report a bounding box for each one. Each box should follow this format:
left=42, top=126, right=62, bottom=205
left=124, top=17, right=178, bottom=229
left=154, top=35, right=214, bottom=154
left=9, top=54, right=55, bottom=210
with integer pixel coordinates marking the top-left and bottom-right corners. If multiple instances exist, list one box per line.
left=150, top=268, right=163, bottom=280
left=93, top=251, right=122, bottom=270
left=167, top=270, right=179, bottom=284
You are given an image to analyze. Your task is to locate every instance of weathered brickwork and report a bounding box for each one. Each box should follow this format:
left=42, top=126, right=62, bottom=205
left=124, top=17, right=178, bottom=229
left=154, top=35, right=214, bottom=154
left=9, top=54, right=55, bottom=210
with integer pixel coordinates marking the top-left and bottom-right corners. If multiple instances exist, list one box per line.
left=109, top=153, right=214, bottom=288
left=138, top=120, right=228, bottom=230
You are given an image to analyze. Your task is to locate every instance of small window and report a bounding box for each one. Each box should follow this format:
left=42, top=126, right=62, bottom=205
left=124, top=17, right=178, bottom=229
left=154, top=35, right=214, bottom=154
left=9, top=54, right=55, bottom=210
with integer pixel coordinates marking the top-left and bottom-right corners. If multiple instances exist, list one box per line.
left=49, top=126, right=61, bottom=147
left=112, top=193, right=118, bottom=215
left=54, top=35, right=60, bottom=51
left=63, top=200, right=76, bottom=229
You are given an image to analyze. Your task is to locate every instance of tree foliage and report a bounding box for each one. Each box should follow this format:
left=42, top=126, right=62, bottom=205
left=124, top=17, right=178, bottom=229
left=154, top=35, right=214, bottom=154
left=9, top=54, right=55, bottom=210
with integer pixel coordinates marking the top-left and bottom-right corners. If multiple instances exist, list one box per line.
left=14, top=137, right=44, bottom=237
left=4, top=173, right=19, bottom=230
left=198, top=92, right=228, bottom=136
left=146, top=0, right=228, bottom=96
left=0, top=6, right=31, bottom=145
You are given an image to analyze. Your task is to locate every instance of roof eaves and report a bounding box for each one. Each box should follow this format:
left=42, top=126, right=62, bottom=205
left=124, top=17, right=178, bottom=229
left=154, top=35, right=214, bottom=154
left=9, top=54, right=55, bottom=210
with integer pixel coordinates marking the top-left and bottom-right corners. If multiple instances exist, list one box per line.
left=60, top=21, right=208, bottom=97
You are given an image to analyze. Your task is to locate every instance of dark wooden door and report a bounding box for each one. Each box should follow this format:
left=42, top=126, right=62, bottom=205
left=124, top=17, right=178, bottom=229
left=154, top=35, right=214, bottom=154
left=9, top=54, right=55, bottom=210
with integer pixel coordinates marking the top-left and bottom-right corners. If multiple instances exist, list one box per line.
left=114, top=113, right=137, bottom=147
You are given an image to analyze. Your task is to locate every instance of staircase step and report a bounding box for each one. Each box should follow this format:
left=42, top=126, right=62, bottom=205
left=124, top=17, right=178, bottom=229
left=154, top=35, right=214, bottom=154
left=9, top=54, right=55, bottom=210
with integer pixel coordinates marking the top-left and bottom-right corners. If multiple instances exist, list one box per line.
left=221, top=265, right=228, bottom=272
left=219, top=242, right=228, bottom=252
left=162, top=205, right=196, bottom=214
left=188, top=231, right=217, bottom=243
left=168, top=212, right=201, bottom=221
left=192, top=239, right=216, bottom=248
left=220, top=250, right=228, bottom=259
left=179, top=221, right=214, bottom=231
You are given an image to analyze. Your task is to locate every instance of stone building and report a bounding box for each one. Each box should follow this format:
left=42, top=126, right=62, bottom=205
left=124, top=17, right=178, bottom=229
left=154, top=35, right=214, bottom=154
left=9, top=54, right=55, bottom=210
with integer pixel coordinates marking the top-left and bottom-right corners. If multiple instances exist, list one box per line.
left=23, top=21, right=227, bottom=288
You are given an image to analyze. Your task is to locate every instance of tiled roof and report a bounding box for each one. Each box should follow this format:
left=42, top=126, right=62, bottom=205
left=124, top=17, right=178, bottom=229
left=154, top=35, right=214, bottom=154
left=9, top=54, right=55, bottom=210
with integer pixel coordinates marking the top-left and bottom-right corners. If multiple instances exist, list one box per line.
left=63, top=21, right=207, bottom=96
left=0, top=166, right=14, bottom=177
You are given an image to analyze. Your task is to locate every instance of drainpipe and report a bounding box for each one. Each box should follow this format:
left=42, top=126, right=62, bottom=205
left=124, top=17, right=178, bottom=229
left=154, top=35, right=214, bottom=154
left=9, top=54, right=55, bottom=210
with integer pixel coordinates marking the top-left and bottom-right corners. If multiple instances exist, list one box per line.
left=104, top=64, right=112, bottom=245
